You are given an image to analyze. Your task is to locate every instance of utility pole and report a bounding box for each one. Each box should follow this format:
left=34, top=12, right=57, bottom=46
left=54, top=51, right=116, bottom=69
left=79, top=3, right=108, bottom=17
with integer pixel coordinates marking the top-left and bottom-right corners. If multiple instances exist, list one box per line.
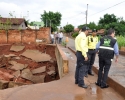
left=86, top=4, right=88, bottom=25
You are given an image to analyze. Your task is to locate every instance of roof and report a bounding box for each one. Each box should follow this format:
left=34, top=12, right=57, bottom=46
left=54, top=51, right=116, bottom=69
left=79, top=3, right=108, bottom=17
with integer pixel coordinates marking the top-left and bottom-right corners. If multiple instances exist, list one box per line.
left=0, top=18, right=27, bottom=27
left=33, top=21, right=44, bottom=27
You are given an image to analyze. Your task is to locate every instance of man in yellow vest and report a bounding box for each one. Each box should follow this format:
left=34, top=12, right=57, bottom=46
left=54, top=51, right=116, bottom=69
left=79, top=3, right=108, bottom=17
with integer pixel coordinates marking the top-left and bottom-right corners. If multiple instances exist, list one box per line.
left=86, top=29, right=98, bottom=76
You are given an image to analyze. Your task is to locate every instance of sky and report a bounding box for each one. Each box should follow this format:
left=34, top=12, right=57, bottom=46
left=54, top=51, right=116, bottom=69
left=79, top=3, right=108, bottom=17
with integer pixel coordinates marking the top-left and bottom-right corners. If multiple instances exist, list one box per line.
left=0, top=0, right=125, bottom=28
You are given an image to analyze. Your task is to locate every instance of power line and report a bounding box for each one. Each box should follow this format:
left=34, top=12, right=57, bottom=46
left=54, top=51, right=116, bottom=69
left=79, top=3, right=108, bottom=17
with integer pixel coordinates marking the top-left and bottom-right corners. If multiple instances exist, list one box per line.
left=89, top=0, right=125, bottom=17
left=62, top=12, right=83, bottom=19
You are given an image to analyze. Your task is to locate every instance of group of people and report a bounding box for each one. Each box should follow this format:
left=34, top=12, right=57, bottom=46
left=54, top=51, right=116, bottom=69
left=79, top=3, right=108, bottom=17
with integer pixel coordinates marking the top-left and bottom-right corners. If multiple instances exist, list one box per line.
left=50, top=31, right=63, bottom=44
left=75, top=26, right=119, bottom=89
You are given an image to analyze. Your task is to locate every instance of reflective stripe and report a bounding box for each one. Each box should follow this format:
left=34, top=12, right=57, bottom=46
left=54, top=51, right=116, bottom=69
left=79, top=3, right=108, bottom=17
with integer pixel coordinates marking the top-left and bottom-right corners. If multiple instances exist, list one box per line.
left=99, top=46, right=114, bottom=50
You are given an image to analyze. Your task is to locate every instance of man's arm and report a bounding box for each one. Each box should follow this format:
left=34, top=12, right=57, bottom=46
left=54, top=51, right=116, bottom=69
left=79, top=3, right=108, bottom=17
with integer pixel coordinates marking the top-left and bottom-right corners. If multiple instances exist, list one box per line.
left=96, top=41, right=100, bottom=53
left=114, top=42, right=119, bottom=62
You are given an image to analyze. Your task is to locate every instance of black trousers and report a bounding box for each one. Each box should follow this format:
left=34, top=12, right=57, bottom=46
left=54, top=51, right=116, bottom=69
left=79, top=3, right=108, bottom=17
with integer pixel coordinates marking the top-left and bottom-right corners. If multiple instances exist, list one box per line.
left=87, top=49, right=96, bottom=73
left=97, top=57, right=112, bottom=86
left=75, top=51, right=88, bottom=85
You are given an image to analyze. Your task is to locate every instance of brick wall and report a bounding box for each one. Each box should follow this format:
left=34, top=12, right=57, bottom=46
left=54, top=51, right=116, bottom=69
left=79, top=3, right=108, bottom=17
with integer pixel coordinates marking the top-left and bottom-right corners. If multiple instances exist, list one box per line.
left=0, top=30, right=7, bottom=44
left=0, top=27, right=50, bottom=44
left=8, top=30, right=21, bottom=43
left=22, top=30, right=36, bottom=44
left=37, top=27, right=51, bottom=43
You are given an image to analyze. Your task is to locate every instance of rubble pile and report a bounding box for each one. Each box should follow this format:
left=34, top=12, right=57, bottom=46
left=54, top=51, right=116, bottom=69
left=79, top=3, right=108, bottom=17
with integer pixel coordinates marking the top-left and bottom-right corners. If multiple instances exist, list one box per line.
left=0, top=44, right=59, bottom=89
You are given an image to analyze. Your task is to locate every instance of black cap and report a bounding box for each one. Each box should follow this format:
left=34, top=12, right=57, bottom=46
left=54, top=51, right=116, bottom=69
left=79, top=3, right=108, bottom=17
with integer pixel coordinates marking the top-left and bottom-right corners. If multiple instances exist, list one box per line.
left=92, top=29, right=97, bottom=32
left=82, top=26, right=89, bottom=31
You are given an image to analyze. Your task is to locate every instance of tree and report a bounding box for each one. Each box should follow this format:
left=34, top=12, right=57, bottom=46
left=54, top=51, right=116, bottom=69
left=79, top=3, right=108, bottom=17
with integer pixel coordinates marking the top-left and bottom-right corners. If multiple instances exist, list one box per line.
left=63, top=24, right=74, bottom=35
left=99, top=14, right=117, bottom=26
left=0, top=18, right=12, bottom=43
left=29, top=21, right=34, bottom=26
left=78, top=24, right=85, bottom=30
left=78, top=22, right=97, bottom=30
left=87, top=22, right=97, bottom=30
left=40, top=11, right=62, bottom=32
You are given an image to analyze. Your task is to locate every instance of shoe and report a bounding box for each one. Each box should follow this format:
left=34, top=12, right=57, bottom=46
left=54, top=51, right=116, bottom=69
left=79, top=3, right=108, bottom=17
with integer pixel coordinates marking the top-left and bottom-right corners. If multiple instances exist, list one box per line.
left=88, top=72, right=94, bottom=76
left=78, top=84, right=88, bottom=88
left=101, top=85, right=109, bottom=88
left=95, top=82, right=101, bottom=86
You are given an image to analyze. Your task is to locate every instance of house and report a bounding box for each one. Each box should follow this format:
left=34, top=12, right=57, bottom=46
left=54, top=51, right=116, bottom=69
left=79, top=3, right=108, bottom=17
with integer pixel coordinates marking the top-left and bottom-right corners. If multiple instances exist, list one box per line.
left=0, top=18, right=27, bottom=30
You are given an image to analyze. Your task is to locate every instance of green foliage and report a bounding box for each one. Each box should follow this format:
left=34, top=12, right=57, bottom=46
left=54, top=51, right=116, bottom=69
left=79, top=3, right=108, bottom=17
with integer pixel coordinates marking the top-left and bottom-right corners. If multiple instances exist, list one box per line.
left=40, top=10, right=62, bottom=32
left=72, top=32, right=78, bottom=38
left=78, top=24, right=85, bottom=29
left=61, top=40, right=67, bottom=46
left=99, top=14, right=117, bottom=26
left=25, top=19, right=30, bottom=24
left=97, top=35, right=102, bottom=41
left=78, top=22, right=98, bottom=30
left=87, top=22, right=97, bottom=29
left=29, top=21, right=34, bottom=26
left=0, top=18, right=11, bottom=30
left=116, top=35, right=125, bottom=49
left=63, top=24, right=74, bottom=33
left=98, top=14, right=125, bottom=36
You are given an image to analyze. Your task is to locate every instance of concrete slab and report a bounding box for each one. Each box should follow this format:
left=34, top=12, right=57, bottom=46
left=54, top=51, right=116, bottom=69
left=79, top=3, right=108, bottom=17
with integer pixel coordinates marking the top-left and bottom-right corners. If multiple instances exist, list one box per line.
left=10, top=45, right=25, bottom=52
left=21, top=50, right=51, bottom=62
left=13, top=71, right=20, bottom=78
left=31, top=75, right=45, bottom=83
left=4, top=54, right=17, bottom=58
left=9, top=61, right=28, bottom=71
left=31, top=66, right=46, bottom=74
left=21, top=69, right=33, bottom=81
left=8, top=81, right=28, bottom=88
left=47, top=70, right=55, bottom=75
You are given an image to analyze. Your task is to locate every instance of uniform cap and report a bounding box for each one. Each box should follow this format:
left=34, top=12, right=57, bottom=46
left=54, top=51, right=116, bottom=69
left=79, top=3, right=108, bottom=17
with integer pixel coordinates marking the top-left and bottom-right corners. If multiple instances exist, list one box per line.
left=92, top=29, right=97, bottom=32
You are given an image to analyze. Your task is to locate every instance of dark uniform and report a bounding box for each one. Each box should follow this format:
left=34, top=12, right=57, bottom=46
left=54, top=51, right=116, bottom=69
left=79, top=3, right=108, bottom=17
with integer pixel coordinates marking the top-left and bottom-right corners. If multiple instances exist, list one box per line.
left=87, top=31, right=98, bottom=75
left=96, top=33, right=119, bottom=88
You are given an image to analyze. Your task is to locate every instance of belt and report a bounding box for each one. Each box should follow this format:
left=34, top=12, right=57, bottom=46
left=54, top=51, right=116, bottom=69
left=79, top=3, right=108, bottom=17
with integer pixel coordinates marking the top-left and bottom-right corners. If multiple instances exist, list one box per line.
left=88, top=49, right=95, bottom=50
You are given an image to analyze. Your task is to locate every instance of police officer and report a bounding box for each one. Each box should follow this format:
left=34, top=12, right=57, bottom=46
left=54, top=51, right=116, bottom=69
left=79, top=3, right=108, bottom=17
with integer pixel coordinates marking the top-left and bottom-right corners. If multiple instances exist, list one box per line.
left=75, top=26, right=89, bottom=88
left=87, top=29, right=98, bottom=76
left=95, top=28, right=119, bottom=88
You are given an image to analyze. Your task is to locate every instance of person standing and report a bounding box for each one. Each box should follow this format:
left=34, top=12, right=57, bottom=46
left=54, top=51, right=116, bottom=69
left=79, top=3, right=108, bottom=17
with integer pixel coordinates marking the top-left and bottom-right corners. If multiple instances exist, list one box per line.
left=55, top=32, right=59, bottom=44
left=50, top=33, right=54, bottom=44
left=58, top=31, right=63, bottom=44
left=86, top=29, right=98, bottom=76
left=95, top=28, right=119, bottom=88
left=75, top=26, right=89, bottom=88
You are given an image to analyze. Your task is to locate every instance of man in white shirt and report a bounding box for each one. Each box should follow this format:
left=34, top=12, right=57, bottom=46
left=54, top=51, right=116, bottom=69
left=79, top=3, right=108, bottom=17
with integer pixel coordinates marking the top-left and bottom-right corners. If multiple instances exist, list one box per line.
left=50, top=33, right=54, bottom=44
left=58, top=31, right=63, bottom=44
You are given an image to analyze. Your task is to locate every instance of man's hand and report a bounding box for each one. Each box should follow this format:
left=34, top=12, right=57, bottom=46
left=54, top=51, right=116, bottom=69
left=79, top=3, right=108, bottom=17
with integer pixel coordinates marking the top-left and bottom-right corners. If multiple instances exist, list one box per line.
left=84, top=57, right=88, bottom=61
left=115, top=58, right=118, bottom=62
left=115, top=55, right=118, bottom=63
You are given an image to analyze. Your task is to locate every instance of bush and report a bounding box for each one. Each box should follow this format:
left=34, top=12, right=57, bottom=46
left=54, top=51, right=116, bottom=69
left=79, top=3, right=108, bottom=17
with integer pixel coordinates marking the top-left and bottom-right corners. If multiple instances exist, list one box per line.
left=116, top=35, right=125, bottom=49
left=72, top=32, right=78, bottom=38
